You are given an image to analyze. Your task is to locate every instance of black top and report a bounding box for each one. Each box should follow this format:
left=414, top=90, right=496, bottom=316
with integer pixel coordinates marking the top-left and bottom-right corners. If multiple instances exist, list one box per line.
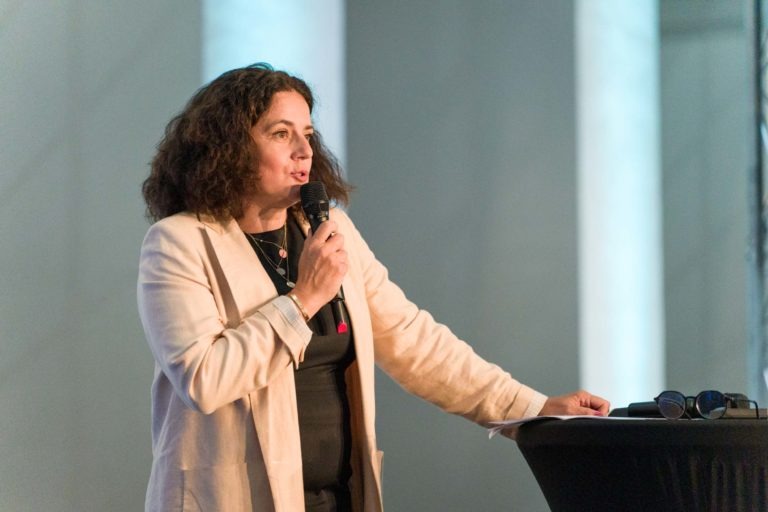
left=245, top=215, right=355, bottom=511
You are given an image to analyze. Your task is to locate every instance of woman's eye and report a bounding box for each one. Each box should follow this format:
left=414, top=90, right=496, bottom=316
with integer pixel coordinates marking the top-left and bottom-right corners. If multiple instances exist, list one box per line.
left=305, top=132, right=314, bottom=141
left=273, top=130, right=289, bottom=139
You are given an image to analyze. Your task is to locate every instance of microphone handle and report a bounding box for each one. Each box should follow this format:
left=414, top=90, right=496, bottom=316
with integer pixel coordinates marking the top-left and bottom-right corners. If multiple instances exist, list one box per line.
left=331, top=292, right=348, bottom=334
left=307, top=213, right=348, bottom=334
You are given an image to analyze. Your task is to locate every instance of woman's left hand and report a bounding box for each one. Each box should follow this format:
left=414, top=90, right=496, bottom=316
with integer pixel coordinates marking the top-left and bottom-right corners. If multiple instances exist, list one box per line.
left=538, top=390, right=610, bottom=417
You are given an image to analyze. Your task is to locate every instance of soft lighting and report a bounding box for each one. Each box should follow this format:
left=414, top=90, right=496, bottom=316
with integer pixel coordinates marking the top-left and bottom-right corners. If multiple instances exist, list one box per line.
left=202, top=0, right=346, bottom=164
left=576, top=0, right=664, bottom=408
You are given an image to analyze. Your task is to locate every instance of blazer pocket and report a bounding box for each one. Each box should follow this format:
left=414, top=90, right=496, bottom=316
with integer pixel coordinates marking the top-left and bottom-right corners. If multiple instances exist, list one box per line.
left=181, top=462, right=270, bottom=512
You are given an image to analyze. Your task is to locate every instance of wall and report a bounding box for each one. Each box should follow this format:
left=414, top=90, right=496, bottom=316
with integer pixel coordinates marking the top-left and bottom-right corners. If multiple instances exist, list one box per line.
left=660, top=1, right=749, bottom=396
left=346, top=2, right=577, bottom=510
left=0, top=1, right=200, bottom=510
left=346, top=1, right=753, bottom=510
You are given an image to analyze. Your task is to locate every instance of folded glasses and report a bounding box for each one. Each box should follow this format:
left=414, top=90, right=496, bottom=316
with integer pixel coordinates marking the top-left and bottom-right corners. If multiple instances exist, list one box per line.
left=654, top=390, right=758, bottom=420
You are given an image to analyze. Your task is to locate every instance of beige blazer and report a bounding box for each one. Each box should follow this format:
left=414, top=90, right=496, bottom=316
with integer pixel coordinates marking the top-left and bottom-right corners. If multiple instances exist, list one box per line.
left=137, top=208, right=546, bottom=511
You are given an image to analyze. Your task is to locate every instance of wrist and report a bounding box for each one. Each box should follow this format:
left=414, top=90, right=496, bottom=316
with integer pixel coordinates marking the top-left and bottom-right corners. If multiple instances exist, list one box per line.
left=287, top=292, right=310, bottom=322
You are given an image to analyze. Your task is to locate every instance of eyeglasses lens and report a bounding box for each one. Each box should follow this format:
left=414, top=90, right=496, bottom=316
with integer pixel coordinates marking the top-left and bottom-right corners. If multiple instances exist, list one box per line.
left=656, top=391, right=686, bottom=419
left=696, top=390, right=727, bottom=419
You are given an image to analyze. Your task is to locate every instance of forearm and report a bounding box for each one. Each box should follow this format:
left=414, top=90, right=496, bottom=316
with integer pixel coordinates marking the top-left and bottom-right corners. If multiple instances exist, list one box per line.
left=138, top=221, right=312, bottom=414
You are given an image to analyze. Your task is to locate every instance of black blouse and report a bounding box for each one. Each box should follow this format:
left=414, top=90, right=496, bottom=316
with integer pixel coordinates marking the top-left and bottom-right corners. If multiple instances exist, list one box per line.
left=245, top=216, right=355, bottom=511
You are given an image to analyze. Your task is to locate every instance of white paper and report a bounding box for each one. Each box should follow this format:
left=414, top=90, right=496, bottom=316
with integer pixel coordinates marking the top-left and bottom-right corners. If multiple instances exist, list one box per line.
left=487, top=415, right=663, bottom=440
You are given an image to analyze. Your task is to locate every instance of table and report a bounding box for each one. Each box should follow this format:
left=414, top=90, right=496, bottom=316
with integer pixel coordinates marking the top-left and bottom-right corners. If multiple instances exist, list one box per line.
left=515, top=418, right=768, bottom=512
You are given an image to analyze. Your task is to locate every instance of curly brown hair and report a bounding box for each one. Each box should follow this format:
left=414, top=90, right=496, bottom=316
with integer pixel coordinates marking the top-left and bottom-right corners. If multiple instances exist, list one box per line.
left=142, top=63, right=351, bottom=222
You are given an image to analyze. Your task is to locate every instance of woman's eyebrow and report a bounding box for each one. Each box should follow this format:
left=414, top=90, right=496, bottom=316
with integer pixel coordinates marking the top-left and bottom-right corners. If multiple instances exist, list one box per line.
left=263, top=119, right=314, bottom=131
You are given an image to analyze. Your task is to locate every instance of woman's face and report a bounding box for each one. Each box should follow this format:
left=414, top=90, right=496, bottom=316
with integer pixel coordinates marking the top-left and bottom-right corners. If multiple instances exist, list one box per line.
left=249, top=90, right=314, bottom=212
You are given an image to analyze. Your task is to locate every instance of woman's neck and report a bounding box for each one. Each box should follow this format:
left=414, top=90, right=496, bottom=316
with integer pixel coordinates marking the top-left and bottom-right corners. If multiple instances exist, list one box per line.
left=237, top=204, right=289, bottom=233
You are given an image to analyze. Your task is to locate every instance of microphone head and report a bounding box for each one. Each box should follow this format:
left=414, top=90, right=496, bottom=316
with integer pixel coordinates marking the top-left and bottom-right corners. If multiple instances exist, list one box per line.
left=300, top=182, right=330, bottom=230
left=300, top=181, right=328, bottom=205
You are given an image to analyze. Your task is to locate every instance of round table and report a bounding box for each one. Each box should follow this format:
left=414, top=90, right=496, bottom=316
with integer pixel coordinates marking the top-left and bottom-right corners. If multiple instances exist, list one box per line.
left=515, top=418, right=768, bottom=512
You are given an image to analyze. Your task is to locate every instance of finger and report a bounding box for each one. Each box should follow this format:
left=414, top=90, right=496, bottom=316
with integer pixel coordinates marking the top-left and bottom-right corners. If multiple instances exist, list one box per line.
left=592, top=397, right=611, bottom=414
left=325, top=232, right=344, bottom=251
left=592, top=397, right=611, bottom=415
left=581, top=394, right=610, bottom=415
left=574, top=390, right=594, bottom=407
left=317, top=238, right=344, bottom=263
left=310, top=220, right=338, bottom=241
left=336, top=251, right=349, bottom=273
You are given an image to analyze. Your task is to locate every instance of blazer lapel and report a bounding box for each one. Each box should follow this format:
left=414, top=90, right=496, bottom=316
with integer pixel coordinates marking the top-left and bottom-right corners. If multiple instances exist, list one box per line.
left=199, top=215, right=305, bottom=505
left=199, top=215, right=278, bottom=321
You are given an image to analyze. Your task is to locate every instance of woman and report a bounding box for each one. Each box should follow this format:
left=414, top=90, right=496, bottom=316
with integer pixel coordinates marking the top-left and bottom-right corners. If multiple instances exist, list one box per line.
left=138, top=63, right=609, bottom=512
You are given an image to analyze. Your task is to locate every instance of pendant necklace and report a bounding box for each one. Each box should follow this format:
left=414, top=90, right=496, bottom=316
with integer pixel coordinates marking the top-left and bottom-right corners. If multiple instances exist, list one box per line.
left=246, top=223, right=295, bottom=288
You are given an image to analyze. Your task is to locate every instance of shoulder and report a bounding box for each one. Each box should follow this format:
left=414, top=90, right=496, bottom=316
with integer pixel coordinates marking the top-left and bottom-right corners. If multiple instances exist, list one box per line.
left=141, top=212, right=233, bottom=250
left=329, top=207, right=355, bottom=230
left=328, top=207, right=378, bottom=261
left=148, top=211, right=199, bottom=230
left=145, top=212, right=233, bottom=236
left=329, top=207, right=366, bottom=243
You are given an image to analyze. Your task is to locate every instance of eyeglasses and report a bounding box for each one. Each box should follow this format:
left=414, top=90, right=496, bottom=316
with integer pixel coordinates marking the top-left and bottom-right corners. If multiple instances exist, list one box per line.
left=654, top=390, right=758, bottom=420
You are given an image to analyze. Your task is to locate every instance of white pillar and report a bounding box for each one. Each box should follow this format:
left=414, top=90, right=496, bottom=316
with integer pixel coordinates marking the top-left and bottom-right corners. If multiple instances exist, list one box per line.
left=576, top=0, right=664, bottom=407
left=202, top=0, right=346, bottom=164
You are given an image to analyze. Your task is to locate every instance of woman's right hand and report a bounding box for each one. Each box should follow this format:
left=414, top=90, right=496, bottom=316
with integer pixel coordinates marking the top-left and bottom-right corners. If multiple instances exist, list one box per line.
left=290, top=220, right=348, bottom=318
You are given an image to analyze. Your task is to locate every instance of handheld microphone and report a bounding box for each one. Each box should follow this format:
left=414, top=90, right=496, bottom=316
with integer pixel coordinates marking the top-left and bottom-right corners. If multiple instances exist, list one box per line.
left=300, top=182, right=349, bottom=334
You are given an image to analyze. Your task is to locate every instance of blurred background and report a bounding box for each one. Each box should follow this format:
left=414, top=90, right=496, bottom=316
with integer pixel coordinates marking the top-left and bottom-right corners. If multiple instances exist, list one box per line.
left=1, top=1, right=758, bottom=510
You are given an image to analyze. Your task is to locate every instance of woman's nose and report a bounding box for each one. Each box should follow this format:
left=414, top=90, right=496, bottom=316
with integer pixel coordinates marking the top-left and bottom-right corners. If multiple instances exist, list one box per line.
left=294, top=135, right=313, bottom=160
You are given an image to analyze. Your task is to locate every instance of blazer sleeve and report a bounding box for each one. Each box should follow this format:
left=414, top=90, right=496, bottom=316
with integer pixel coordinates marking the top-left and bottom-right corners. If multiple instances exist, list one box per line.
left=339, top=212, right=547, bottom=423
left=137, top=216, right=312, bottom=415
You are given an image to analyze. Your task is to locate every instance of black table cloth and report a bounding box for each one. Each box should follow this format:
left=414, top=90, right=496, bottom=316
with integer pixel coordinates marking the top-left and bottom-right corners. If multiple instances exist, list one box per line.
left=515, top=418, right=768, bottom=512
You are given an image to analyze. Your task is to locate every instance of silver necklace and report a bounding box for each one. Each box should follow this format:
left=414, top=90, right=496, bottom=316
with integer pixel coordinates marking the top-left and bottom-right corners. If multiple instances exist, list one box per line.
left=246, top=224, right=295, bottom=288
